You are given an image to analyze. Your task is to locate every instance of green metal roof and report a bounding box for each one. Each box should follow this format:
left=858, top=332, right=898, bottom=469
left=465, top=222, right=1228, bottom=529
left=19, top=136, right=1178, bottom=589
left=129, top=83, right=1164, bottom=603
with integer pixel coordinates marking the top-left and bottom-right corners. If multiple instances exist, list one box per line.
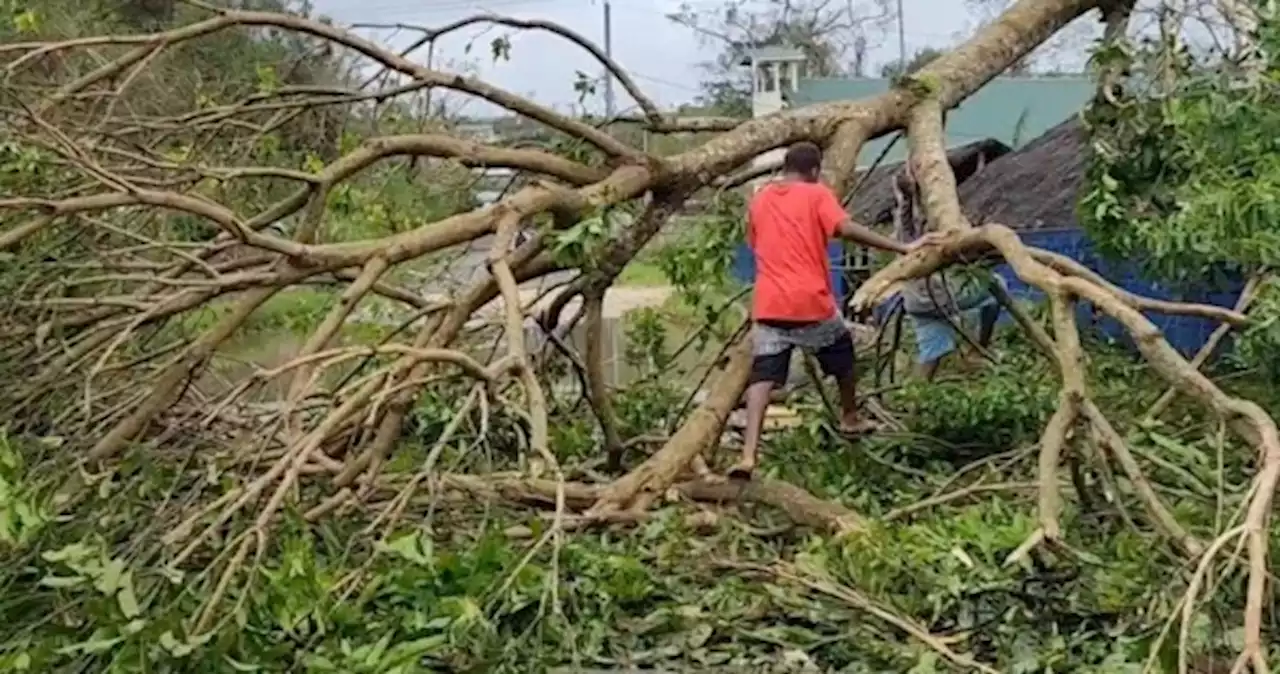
left=749, top=45, right=806, bottom=61
left=789, top=77, right=1094, bottom=166
left=735, top=44, right=807, bottom=66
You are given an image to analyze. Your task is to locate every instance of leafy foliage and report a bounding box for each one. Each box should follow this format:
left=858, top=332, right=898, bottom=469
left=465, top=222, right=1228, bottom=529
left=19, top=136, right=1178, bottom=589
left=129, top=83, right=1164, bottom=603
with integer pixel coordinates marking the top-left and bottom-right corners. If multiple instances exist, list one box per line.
left=1081, top=45, right=1280, bottom=283
left=894, top=355, right=1056, bottom=452
left=1, top=316, right=1278, bottom=672
left=1081, top=3, right=1280, bottom=376
left=656, top=197, right=747, bottom=327
left=880, top=47, right=945, bottom=78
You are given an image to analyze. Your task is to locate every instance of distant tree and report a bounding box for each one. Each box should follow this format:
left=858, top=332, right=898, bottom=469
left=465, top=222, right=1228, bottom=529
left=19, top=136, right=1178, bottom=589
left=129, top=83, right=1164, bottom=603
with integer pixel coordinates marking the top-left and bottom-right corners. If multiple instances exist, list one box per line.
left=881, top=46, right=1034, bottom=78
left=696, top=73, right=754, bottom=117
left=879, top=46, right=945, bottom=77
left=667, top=0, right=893, bottom=115
left=963, top=0, right=1095, bottom=71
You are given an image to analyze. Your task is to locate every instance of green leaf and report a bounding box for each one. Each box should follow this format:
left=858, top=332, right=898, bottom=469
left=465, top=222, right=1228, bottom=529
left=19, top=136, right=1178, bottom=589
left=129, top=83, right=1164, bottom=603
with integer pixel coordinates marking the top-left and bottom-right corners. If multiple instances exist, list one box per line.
left=12, top=9, right=39, bottom=34
left=686, top=623, right=713, bottom=648
left=377, top=532, right=433, bottom=566
left=423, top=616, right=452, bottom=631
left=386, top=634, right=448, bottom=662
left=116, top=572, right=141, bottom=618
left=222, top=655, right=262, bottom=672
left=159, top=630, right=196, bottom=658
left=122, top=619, right=146, bottom=635
left=95, top=558, right=126, bottom=595
left=362, top=633, right=393, bottom=666
left=255, top=64, right=279, bottom=94
left=56, top=631, right=123, bottom=656
left=303, top=654, right=339, bottom=670
left=42, top=542, right=93, bottom=563
left=38, top=575, right=85, bottom=588
left=1147, top=431, right=1207, bottom=465
left=908, top=651, right=940, bottom=673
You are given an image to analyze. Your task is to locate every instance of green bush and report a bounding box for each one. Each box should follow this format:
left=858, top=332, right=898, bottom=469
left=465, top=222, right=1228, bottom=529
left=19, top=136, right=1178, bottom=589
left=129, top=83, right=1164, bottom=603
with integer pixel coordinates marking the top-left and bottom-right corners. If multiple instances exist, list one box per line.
left=892, top=355, right=1057, bottom=454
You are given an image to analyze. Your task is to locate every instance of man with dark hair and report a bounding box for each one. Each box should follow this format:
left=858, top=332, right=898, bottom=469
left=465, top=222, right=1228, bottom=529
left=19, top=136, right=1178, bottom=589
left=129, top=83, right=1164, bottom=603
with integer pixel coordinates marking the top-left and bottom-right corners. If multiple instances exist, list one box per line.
left=728, top=141, right=939, bottom=479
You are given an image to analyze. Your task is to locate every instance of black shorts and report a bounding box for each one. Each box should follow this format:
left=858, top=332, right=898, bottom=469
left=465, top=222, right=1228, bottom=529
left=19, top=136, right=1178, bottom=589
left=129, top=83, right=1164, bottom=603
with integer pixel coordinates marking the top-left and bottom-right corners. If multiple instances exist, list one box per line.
left=749, top=321, right=856, bottom=386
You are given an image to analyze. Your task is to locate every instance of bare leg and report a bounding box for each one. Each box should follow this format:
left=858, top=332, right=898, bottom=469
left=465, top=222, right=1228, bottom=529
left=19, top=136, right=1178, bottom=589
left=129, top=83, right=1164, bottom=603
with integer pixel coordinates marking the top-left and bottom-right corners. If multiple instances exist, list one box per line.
left=835, top=371, right=859, bottom=430
left=977, top=301, right=999, bottom=347
left=917, top=357, right=942, bottom=381
left=819, top=334, right=876, bottom=437
left=729, top=380, right=774, bottom=478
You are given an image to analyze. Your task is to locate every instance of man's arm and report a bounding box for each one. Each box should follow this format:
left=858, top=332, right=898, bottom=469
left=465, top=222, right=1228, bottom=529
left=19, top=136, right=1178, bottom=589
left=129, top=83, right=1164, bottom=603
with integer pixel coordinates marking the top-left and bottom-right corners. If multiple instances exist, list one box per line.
left=814, top=185, right=908, bottom=254
left=834, top=218, right=909, bottom=254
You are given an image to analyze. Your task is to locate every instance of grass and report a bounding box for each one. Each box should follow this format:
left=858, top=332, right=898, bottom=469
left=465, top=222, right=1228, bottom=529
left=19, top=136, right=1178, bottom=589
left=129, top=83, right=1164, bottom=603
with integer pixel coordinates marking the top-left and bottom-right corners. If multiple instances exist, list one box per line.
left=175, top=288, right=400, bottom=342
left=615, top=259, right=669, bottom=287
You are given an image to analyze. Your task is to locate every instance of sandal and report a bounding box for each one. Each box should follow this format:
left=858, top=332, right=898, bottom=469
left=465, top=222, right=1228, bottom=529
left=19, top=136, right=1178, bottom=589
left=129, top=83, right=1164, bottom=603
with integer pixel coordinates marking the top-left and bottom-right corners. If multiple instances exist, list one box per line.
left=726, top=460, right=756, bottom=480
left=832, top=418, right=882, bottom=441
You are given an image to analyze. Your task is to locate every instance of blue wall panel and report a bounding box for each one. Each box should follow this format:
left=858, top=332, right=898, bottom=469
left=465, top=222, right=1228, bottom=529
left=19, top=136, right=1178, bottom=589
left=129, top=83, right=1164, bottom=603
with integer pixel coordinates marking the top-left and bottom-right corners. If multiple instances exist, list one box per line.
left=732, top=242, right=848, bottom=308
left=993, top=228, right=1244, bottom=358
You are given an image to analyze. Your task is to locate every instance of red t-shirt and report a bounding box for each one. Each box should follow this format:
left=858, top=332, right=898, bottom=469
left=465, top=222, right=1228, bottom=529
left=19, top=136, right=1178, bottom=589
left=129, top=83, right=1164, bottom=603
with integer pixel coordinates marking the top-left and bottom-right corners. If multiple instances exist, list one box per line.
left=746, top=181, right=847, bottom=322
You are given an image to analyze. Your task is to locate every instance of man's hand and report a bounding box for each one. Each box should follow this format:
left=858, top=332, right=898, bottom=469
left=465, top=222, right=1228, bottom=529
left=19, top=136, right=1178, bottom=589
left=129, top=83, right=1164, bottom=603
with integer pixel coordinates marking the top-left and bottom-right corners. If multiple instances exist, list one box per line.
left=906, top=231, right=947, bottom=252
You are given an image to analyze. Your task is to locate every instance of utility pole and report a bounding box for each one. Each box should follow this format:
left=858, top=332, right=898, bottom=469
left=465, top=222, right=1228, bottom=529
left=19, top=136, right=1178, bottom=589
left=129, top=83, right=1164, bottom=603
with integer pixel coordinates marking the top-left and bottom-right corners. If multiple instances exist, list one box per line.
left=603, top=1, right=615, bottom=117
left=896, top=0, right=907, bottom=69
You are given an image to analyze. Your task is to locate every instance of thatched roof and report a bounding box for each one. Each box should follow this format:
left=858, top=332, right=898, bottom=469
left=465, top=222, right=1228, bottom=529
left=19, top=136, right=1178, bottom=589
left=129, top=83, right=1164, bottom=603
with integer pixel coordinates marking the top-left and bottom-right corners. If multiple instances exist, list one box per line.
left=848, top=138, right=1013, bottom=226
left=847, top=118, right=1087, bottom=232
left=958, top=117, right=1086, bottom=230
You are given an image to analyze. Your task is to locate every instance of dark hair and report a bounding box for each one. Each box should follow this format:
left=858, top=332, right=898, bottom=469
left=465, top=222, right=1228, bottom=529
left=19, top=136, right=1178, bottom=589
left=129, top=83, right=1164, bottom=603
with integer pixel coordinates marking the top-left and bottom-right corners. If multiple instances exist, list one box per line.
left=782, top=142, right=823, bottom=180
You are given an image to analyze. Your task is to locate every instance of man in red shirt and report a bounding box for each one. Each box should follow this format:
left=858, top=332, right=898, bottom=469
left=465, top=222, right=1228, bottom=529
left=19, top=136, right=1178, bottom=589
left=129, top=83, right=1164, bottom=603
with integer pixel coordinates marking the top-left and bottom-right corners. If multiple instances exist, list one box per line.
left=729, top=141, right=936, bottom=479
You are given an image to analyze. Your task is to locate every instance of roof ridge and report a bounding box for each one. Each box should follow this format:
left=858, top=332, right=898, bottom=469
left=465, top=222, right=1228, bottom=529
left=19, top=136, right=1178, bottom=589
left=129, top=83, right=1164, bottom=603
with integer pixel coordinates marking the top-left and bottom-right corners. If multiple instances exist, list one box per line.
left=795, top=76, right=1094, bottom=82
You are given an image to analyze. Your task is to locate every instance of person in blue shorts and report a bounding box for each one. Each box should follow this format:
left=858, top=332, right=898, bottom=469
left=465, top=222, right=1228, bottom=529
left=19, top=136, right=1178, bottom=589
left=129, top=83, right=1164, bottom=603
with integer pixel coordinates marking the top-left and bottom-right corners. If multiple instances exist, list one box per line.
left=902, top=273, right=1003, bottom=381
left=889, top=163, right=1003, bottom=380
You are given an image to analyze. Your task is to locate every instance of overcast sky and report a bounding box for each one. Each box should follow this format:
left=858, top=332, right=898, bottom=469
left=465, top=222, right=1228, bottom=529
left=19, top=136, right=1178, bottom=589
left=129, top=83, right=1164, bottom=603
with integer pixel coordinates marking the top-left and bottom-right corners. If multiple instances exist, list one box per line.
left=307, top=0, right=1092, bottom=116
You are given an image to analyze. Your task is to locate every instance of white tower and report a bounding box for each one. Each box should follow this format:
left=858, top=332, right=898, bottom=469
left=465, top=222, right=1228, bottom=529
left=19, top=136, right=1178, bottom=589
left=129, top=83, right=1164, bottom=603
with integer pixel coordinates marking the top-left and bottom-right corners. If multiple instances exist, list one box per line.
left=741, top=44, right=807, bottom=118
left=738, top=45, right=808, bottom=171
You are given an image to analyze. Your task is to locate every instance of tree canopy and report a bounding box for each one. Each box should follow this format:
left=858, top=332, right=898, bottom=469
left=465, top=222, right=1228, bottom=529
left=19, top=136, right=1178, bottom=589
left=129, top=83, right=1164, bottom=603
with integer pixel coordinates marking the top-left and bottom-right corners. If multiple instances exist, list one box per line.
left=666, top=0, right=894, bottom=114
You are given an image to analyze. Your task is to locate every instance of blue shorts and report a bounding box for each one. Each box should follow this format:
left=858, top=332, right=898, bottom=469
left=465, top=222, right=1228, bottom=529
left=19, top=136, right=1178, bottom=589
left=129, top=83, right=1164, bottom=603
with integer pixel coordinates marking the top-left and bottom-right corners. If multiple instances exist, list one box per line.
left=909, top=297, right=998, bottom=364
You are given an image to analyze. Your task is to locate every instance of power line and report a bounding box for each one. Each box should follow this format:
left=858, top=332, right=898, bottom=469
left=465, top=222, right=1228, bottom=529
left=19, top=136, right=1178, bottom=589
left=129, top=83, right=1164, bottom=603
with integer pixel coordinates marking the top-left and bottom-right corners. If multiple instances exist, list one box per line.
left=603, top=1, right=615, bottom=116
left=896, top=0, right=906, bottom=68
left=628, top=71, right=702, bottom=93
left=330, top=0, right=565, bottom=20
left=608, top=0, right=718, bottom=12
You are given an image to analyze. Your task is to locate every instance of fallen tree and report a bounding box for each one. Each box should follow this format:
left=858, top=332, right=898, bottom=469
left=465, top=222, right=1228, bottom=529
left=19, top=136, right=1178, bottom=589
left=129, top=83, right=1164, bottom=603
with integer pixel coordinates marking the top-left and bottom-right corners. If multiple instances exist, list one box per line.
left=0, top=0, right=1275, bottom=670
